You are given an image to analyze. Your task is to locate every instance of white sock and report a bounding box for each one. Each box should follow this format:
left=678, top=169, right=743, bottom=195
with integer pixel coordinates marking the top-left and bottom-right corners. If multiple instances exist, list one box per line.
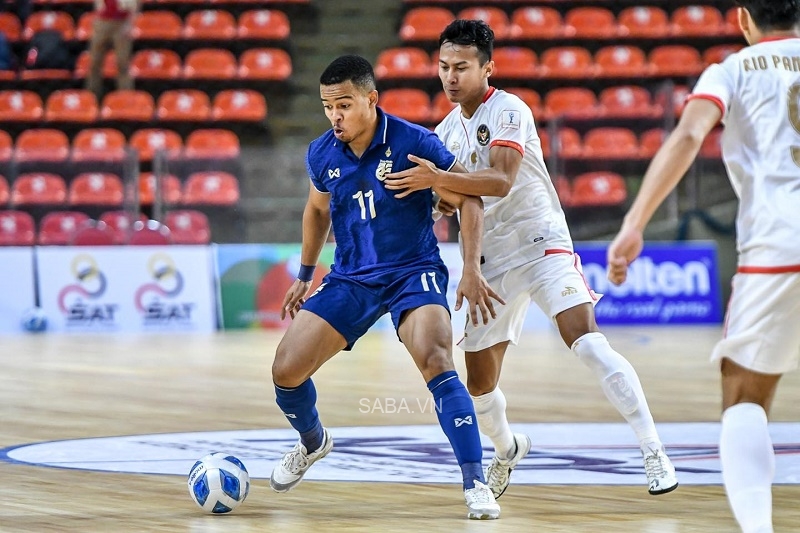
left=571, top=332, right=661, bottom=453
left=471, top=387, right=516, bottom=459
left=720, top=403, right=774, bottom=533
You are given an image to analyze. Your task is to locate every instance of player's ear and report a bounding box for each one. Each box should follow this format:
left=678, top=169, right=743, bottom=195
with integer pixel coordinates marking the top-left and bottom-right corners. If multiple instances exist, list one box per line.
left=368, top=89, right=379, bottom=108
left=484, top=59, right=494, bottom=79
left=737, top=7, right=754, bottom=44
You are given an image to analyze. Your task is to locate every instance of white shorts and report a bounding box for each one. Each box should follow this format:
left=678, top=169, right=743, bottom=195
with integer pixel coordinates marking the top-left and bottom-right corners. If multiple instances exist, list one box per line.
left=711, top=272, right=800, bottom=374
left=458, top=252, right=600, bottom=352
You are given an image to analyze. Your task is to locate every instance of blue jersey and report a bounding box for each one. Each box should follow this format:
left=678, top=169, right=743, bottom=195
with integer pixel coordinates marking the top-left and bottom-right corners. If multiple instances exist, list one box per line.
left=306, top=108, right=456, bottom=278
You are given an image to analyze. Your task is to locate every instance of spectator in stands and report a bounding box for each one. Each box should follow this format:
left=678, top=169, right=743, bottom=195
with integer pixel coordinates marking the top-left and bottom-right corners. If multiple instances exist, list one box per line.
left=1, top=0, right=31, bottom=24
left=86, top=0, right=139, bottom=99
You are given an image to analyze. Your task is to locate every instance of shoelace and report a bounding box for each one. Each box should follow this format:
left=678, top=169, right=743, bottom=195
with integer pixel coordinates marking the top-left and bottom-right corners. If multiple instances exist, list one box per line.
left=486, top=458, right=509, bottom=488
left=281, top=443, right=310, bottom=474
left=467, top=482, right=494, bottom=504
left=644, top=452, right=666, bottom=478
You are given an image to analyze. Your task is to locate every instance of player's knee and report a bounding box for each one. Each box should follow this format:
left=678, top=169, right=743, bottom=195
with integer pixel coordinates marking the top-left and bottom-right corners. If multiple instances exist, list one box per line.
left=466, top=374, right=498, bottom=396
left=418, top=351, right=454, bottom=381
left=272, top=347, right=304, bottom=388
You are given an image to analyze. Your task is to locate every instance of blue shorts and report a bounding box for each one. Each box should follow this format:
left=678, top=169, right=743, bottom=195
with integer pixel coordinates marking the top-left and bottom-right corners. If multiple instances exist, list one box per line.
left=301, top=261, right=450, bottom=350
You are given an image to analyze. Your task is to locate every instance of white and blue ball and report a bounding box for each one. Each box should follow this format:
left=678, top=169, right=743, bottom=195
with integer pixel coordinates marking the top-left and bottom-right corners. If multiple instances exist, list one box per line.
left=21, top=307, right=47, bottom=333
left=188, top=452, right=250, bottom=514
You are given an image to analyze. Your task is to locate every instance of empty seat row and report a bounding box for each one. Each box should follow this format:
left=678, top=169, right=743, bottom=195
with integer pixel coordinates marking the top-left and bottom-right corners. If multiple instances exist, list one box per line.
left=1, top=48, right=292, bottom=82
left=0, top=209, right=212, bottom=246
left=381, top=85, right=689, bottom=125
left=0, top=89, right=267, bottom=123
left=0, top=170, right=240, bottom=207
left=0, top=9, right=290, bottom=42
left=400, top=5, right=742, bottom=42
left=377, top=44, right=742, bottom=81
left=0, top=128, right=240, bottom=163
left=556, top=172, right=627, bottom=209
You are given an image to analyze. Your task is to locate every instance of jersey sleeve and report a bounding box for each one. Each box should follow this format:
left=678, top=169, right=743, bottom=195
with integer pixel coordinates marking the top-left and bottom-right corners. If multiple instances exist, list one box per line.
left=488, top=100, right=528, bottom=157
left=688, top=62, right=735, bottom=120
left=418, top=129, right=457, bottom=171
left=305, top=144, right=328, bottom=193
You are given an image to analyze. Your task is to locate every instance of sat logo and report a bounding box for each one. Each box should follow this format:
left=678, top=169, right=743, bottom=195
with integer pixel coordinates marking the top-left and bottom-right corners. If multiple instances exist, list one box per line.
left=135, top=253, right=194, bottom=323
left=57, top=254, right=119, bottom=325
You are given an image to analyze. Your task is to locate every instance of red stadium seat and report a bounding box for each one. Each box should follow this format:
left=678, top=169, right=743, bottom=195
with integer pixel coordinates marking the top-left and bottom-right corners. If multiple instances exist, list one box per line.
left=457, top=7, right=510, bottom=39
left=554, top=177, right=572, bottom=208
left=74, top=50, right=118, bottom=80
left=505, top=87, right=542, bottom=118
left=69, top=220, right=117, bottom=246
left=128, top=220, right=172, bottom=246
left=185, top=129, right=240, bottom=159
left=183, top=171, right=240, bottom=206
left=510, top=7, right=563, bottom=40
left=156, top=89, right=211, bottom=121
left=212, top=90, right=267, bottom=122
left=540, top=47, right=594, bottom=78
left=0, top=131, right=11, bottom=163
left=378, top=88, right=430, bottom=124
left=68, top=172, right=124, bottom=206
left=375, top=48, right=432, bottom=80
left=544, top=87, right=598, bottom=119
left=595, top=46, right=649, bottom=78
left=492, top=47, right=538, bottom=79
left=0, top=90, right=43, bottom=121
left=99, top=210, right=148, bottom=242
left=20, top=68, right=72, bottom=81
left=165, top=209, right=211, bottom=244
left=618, top=6, right=669, bottom=38
left=582, top=127, right=639, bottom=159
left=237, top=48, right=292, bottom=80
left=11, top=173, right=67, bottom=206
left=430, top=91, right=457, bottom=123
left=44, top=89, right=98, bottom=123
left=75, top=11, right=95, bottom=41
left=724, top=7, right=741, bottom=35
left=183, top=10, right=236, bottom=40
left=700, top=128, right=723, bottom=159
left=564, top=7, right=618, bottom=39
left=703, top=44, right=744, bottom=66
left=132, top=11, right=182, bottom=40
left=72, top=128, right=127, bottom=162
left=129, top=129, right=183, bottom=162
left=237, top=9, right=290, bottom=40
left=654, top=84, right=690, bottom=116
left=0, top=210, right=35, bottom=246
left=139, top=172, right=182, bottom=205
left=570, top=172, right=627, bottom=207
left=649, top=45, right=703, bottom=77
left=399, top=7, right=454, bottom=42
left=0, top=175, right=8, bottom=204
left=599, top=86, right=661, bottom=118
left=639, top=128, right=666, bottom=158
left=38, top=211, right=91, bottom=245
left=539, top=127, right=582, bottom=159
left=671, top=6, right=723, bottom=37
left=15, top=129, right=69, bottom=162
left=0, top=13, right=21, bottom=42
left=100, top=90, right=154, bottom=122
left=130, top=49, right=182, bottom=79
left=183, top=48, right=237, bottom=79
left=23, top=11, right=74, bottom=40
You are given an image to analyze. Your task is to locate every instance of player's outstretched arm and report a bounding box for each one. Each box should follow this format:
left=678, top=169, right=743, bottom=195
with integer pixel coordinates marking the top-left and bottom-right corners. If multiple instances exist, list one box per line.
left=442, top=190, right=505, bottom=325
left=384, top=146, right=521, bottom=199
left=607, top=98, right=721, bottom=285
left=282, top=184, right=331, bottom=320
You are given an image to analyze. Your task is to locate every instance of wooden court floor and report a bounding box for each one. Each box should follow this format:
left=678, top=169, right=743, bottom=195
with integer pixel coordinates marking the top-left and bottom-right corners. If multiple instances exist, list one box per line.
left=1, top=326, right=799, bottom=532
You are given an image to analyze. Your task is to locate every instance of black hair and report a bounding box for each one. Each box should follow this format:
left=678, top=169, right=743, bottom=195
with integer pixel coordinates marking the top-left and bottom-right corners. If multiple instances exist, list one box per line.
left=735, top=0, right=800, bottom=31
left=319, top=54, right=376, bottom=92
left=438, top=19, right=494, bottom=65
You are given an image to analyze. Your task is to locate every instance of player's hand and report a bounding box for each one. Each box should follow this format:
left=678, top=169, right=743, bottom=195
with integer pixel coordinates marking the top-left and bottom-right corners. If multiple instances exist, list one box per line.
left=437, top=199, right=457, bottom=217
left=456, top=267, right=505, bottom=326
left=280, top=279, right=313, bottom=320
left=607, top=226, right=644, bottom=285
left=383, top=154, right=440, bottom=198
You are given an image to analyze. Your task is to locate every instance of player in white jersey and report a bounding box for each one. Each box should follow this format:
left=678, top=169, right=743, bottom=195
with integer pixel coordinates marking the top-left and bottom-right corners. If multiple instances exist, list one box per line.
left=384, top=19, right=678, bottom=500
left=607, top=2, right=800, bottom=532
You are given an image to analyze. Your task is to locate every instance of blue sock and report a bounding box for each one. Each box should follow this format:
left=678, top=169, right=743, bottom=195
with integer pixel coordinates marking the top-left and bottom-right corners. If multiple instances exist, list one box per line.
left=274, top=379, right=324, bottom=452
left=427, top=370, right=485, bottom=489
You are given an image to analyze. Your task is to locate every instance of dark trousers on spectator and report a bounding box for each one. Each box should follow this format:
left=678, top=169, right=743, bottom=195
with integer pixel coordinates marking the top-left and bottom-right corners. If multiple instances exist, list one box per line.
left=85, top=17, right=133, bottom=98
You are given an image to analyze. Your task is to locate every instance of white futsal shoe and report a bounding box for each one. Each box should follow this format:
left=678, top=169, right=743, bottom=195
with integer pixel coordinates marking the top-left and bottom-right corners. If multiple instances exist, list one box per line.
left=270, top=428, right=333, bottom=493
left=464, top=480, right=501, bottom=520
left=486, top=433, right=532, bottom=499
left=643, top=445, right=678, bottom=495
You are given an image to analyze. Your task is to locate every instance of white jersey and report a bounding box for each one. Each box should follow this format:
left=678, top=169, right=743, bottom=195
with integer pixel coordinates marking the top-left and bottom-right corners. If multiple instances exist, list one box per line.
left=435, top=87, right=573, bottom=279
left=690, top=37, right=800, bottom=269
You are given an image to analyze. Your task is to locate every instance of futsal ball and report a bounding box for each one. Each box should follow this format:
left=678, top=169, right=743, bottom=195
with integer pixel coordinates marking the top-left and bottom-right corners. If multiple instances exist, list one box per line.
left=21, top=307, right=47, bottom=333
left=188, top=453, right=250, bottom=514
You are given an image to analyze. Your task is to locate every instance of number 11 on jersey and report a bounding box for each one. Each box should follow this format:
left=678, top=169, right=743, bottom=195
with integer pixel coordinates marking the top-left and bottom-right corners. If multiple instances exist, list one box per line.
left=352, top=190, right=376, bottom=220
left=421, top=272, right=442, bottom=293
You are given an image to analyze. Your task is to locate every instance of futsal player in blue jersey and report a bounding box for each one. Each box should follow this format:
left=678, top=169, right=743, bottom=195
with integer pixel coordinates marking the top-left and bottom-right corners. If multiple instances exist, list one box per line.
left=268, top=55, right=503, bottom=519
